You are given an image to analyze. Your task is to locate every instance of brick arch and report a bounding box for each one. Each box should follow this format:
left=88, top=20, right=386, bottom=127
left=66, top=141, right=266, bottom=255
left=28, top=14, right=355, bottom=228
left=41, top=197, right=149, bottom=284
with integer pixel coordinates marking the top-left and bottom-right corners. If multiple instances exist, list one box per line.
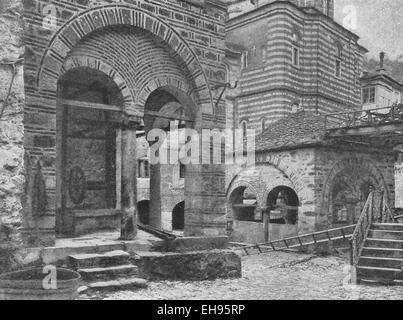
left=226, top=164, right=299, bottom=208
left=322, top=156, right=391, bottom=218
left=60, top=56, right=134, bottom=108
left=227, top=179, right=260, bottom=205
left=257, top=154, right=308, bottom=196
left=37, top=4, right=213, bottom=113
left=138, top=77, right=198, bottom=117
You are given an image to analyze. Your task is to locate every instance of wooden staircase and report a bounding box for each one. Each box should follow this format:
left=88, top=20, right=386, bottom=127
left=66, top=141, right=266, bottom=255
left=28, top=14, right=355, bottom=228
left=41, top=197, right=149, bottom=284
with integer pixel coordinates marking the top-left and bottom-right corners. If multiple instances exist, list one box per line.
left=351, top=191, right=403, bottom=285
left=356, top=223, right=403, bottom=285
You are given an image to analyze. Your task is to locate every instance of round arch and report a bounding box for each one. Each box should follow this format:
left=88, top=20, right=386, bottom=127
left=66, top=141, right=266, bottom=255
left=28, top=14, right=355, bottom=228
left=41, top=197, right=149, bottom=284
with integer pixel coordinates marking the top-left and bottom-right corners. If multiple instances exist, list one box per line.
left=322, top=156, right=391, bottom=225
left=60, top=56, right=134, bottom=108
left=37, top=4, right=213, bottom=113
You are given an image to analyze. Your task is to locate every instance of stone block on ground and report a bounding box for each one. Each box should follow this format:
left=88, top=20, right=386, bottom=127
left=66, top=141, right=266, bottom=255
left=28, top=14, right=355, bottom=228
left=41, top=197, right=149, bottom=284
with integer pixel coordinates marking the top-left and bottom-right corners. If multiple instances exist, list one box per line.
left=134, top=250, right=242, bottom=281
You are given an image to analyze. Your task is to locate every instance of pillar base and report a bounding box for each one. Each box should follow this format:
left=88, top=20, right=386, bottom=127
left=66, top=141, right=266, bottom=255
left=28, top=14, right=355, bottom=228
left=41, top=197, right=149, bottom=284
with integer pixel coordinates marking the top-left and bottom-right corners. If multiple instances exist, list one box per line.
left=20, top=228, right=56, bottom=248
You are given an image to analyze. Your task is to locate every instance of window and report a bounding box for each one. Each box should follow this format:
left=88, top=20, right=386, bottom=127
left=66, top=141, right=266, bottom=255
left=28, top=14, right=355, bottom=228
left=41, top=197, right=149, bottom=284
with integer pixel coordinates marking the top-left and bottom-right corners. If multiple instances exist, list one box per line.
left=292, top=47, right=300, bottom=67
left=179, top=163, right=186, bottom=179
left=251, top=45, right=257, bottom=57
left=241, top=51, right=249, bottom=70
left=261, top=118, right=266, bottom=132
left=335, top=59, right=341, bottom=78
left=138, top=159, right=150, bottom=178
left=261, top=45, right=267, bottom=62
left=241, top=121, right=247, bottom=139
left=362, top=87, right=376, bottom=104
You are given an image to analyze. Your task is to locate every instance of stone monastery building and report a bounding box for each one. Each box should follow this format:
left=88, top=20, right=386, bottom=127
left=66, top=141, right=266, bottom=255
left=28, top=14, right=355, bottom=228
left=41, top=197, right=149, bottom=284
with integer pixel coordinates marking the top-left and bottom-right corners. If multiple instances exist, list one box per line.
left=0, top=0, right=402, bottom=249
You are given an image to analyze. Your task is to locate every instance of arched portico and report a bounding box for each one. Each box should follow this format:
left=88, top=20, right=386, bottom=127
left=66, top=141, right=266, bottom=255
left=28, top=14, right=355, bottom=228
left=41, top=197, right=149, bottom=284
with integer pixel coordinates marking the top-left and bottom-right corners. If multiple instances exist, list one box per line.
left=22, top=3, right=227, bottom=246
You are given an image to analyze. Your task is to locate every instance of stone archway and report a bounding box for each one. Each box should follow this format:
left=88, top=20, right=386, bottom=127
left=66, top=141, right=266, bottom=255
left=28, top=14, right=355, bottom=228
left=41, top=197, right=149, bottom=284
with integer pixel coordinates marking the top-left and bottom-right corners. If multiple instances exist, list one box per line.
left=36, top=4, right=213, bottom=114
left=322, top=157, right=390, bottom=226
left=23, top=2, right=227, bottom=245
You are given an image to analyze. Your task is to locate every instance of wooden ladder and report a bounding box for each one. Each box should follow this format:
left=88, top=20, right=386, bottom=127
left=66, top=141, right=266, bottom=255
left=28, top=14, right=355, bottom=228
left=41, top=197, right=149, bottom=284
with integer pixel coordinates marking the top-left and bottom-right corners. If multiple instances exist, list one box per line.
left=235, top=225, right=356, bottom=256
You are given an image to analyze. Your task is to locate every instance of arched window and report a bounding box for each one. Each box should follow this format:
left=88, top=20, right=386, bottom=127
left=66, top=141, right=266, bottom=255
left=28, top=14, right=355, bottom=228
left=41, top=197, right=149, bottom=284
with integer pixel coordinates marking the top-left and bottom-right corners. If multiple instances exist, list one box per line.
left=241, top=51, right=249, bottom=70
left=241, top=120, right=247, bottom=139
left=291, top=28, right=301, bottom=67
left=261, top=118, right=266, bottom=132
left=334, top=41, right=343, bottom=78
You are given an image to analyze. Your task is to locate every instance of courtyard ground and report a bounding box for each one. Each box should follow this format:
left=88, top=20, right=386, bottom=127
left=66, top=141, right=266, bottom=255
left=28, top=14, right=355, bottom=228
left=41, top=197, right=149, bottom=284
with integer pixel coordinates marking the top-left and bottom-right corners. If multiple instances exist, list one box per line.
left=79, top=251, right=403, bottom=300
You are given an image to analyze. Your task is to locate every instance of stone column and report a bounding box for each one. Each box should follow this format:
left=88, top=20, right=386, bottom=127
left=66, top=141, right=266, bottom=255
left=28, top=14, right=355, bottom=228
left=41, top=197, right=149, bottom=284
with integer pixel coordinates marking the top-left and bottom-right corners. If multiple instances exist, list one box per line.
left=120, top=117, right=139, bottom=240
left=149, top=162, right=162, bottom=229
left=184, top=118, right=227, bottom=237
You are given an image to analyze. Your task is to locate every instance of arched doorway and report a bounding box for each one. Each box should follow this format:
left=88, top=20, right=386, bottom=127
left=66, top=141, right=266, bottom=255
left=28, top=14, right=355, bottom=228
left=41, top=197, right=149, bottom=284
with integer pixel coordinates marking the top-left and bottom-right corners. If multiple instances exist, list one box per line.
left=144, top=87, right=194, bottom=231
left=137, top=200, right=150, bottom=225
left=56, top=67, right=124, bottom=235
left=266, top=186, right=299, bottom=225
left=172, top=201, right=185, bottom=231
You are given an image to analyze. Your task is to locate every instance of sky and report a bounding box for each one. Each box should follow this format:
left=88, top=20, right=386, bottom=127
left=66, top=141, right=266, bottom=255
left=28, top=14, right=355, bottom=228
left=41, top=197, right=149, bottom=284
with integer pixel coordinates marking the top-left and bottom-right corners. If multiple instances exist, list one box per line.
left=334, top=0, right=403, bottom=60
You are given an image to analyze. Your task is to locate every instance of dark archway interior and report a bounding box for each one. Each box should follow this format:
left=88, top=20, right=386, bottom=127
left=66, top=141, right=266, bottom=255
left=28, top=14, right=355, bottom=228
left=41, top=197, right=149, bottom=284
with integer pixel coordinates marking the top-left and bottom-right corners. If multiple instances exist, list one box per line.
left=137, top=200, right=150, bottom=225
left=267, top=186, right=299, bottom=225
left=56, top=67, right=124, bottom=235
left=172, top=201, right=185, bottom=230
left=229, top=186, right=258, bottom=222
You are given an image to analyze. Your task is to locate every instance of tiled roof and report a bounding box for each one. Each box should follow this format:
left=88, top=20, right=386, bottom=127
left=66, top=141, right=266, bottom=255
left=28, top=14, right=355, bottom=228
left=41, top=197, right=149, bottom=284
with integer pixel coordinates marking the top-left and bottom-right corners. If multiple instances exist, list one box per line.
left=255, top=111, right=327, bottom=152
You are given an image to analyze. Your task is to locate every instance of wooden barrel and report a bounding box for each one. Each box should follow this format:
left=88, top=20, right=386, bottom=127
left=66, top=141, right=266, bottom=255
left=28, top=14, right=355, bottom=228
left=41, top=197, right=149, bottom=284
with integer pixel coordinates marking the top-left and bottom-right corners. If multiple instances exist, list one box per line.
left=0, top=268, right=81, bottom=300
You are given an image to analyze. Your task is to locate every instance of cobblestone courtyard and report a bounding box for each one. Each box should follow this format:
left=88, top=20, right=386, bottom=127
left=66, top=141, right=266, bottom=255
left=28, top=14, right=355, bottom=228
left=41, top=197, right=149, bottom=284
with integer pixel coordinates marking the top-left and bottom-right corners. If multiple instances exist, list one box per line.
left=80, top=251, right=403, bottom=300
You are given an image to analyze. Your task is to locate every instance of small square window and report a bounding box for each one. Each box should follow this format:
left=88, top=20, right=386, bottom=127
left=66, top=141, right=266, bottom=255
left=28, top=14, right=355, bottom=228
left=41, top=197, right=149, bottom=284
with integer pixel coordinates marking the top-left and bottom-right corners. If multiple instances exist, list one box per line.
left=362, top=87, right=376, bottom=104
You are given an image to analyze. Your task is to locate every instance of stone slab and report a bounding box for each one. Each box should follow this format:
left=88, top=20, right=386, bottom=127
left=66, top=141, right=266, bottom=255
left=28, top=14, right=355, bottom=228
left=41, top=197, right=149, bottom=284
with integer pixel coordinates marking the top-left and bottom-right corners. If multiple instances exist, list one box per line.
left=134, top=250, right=242, bottom=281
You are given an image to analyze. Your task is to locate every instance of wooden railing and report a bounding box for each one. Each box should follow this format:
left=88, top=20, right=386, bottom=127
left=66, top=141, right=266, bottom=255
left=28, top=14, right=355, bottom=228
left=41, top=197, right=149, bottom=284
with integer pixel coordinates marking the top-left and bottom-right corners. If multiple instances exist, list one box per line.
left=350, top=192, right=375, bottom=267
left=378, top=191, right=395, bottom=223
left=349, top=190, right=396, bottom=266
left=324, top=103, right=403, bottom=131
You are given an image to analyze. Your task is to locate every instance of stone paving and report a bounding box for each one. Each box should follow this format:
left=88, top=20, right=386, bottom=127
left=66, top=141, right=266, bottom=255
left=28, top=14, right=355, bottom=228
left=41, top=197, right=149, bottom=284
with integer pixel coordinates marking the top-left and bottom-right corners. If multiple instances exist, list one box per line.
left=79, top=251, right=403, bottom=300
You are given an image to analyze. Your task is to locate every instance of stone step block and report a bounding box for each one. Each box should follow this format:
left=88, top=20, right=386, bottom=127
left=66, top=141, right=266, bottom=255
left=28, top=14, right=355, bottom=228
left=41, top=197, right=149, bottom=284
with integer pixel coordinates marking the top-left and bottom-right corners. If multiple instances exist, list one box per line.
left=368, top=230, right=403, bottom=240
left=358, top=256, right=403, bottom=269
left=84, top=278, right=148, bottom=293
left=361, top=247, right=403, bottom=258
left=69, top=250, right=131, bottom=269
left=78, top=264, right=139, bottom=281
left=372, top=223, right=403, bottom=232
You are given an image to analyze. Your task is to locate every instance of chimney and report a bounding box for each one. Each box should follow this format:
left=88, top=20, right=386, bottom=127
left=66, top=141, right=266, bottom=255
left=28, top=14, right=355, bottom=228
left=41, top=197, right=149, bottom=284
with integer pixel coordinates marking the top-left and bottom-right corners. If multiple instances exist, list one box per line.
left=380, top=52, right=385, bottom=69
left=377, top=52, right=387, bottom=74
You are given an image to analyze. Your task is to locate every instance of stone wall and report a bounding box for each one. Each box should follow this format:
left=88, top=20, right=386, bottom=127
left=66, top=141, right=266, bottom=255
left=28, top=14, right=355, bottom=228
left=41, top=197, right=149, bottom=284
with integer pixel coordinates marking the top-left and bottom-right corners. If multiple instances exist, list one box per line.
left=0, top=0, right=25, bottom=245
left=226, top=146, right=396, bottom=244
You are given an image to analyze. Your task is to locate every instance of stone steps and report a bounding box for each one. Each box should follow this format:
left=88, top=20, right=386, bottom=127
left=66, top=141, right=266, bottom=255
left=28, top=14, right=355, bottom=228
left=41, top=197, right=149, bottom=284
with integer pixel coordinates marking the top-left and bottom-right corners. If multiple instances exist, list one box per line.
left=365, top=238, right=403, bottom=249
left=368, top=230, right=403, bottom=240
left=68, top=250, right=148, bottom=293
left=356, top=266, right=401, bottom=284
left=78, top=264, right=139, bottom=281
left=372, top=223, right=403, bottom=231
left=361, top=247, right=403, bottom=258
left=69, top=250, right=131, bottom=269
left=356, top=223, right=403, bottom=285
left=358, top=256, right=403, bottom=269
left=86, top=278, right=148, bottom=292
